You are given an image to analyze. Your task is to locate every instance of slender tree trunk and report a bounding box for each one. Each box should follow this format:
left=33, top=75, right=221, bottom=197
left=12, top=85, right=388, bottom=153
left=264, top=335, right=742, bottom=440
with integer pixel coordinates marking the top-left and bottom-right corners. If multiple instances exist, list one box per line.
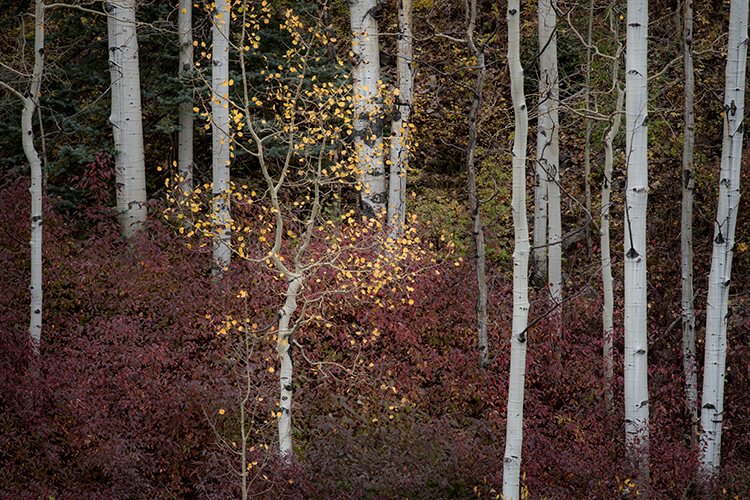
left=463, top=0, right=489, bottom=369
left=503, top=0, right=530, bottom=497
left=699, top=0, right=748, bottom=481
left=538, top=0, right=562, bottom=322
left=23, top=0, right=45, bottom=353
left=106, top=0, right=147, bottom=238
left=584, top=0, right=594, bottom=257
left=350, top=0, right=387, bottom=218
left=602, top=21, right=624, bottom=412
left=321, top=0, right=337, bottom=60
left=532, top=133, right=547, bottom=285
left=212, top=0, right=231, bottom=272
left=681, top=0, right=698, bottom=447
left=387, top=0, right=412, bottom=237
left=624, top=0, right=650, bottom=492
left=178, top=0, right=194, bottom=201
left=277, top=276, right=302, bottom=459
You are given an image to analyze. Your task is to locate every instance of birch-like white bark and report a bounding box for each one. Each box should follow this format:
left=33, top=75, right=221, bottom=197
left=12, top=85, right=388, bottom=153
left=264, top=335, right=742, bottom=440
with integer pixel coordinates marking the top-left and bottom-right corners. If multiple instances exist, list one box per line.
left=503, top=1, right=530, bottom=498
left=23, top=0, right=45, bottom=354
left=699, top=0, right=748, bottom=479
left=212, top=0, right=231, bottom=272
left=350, top=0, right=387, bottom=218
left=681, top=0, right=698, bottom=444
left=106, top=0, right=146, bottom=238
left=532, top=133, right=547, bottom=285
left=583, top=1, right=593, bottom=257
left=277, top=276, right=302, bottom=458
left=387, top=0, right=412, bottom=236
left=538, top=0, right=561, bottom=315
left=624, top=0, right=650, bottom=490
left=178, top=0, right=194, bottom=201
left=602, top=29, right=624, bottom=411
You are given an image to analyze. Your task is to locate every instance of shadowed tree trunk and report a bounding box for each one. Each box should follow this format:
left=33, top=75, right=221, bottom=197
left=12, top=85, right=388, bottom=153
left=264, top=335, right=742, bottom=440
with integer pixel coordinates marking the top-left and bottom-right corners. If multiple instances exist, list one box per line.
left=601, top=17, right=623, bottom=411
left=25, top=0, right=45, bottom=353
left=538, top=0, right=561, bottom=330
left=463, top=0, right=489, bottom=369
left=699, top=0, right=748, bottom=483
left=106, top=0, right=147, bottom=238
left=681, top=0, right=698, bottom=447
left=387, top=0, right=412, bottom=237
left=178, top=0, right=194, bottom=202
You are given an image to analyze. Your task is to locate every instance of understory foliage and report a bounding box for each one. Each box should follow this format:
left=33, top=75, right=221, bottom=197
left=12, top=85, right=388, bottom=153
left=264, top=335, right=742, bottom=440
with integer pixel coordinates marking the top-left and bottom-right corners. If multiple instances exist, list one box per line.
left=2, top=165, right=750, bottom=499
left=3, top=0, right=750, bottom=498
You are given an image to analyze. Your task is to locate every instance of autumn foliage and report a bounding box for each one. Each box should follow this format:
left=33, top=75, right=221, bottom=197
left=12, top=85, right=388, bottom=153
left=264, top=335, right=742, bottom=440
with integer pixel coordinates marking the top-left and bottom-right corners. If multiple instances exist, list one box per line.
left=2, top=154, right=750, bottom=500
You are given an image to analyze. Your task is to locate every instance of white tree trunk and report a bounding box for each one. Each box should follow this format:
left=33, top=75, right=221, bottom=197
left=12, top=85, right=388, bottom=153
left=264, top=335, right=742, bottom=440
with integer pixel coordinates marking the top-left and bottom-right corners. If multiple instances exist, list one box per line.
left=387, top=0, right=412, bottom=236
left=178, top=0, right=194, bottom=201
left=212, top=0, right=231, bottom=272
left=350, top=0, right=386, bottom=218
left=602, top=32, right=624, bottom=411
left=503, top=1, right=530, bottom=498
left=681, top=0, right=698, bottom=444
left=106, top=0, right=147, bottom=238
left=583, top=1, right=594, bottom=257
left=277, top=275, right=302, bottom=459
left=624, top=0, right=650, bottom=490
left=538, top=0, right=561, bottom=314
left=532, top=138, right=547, bottom=285
left=699, top=0, right=748, bottom=479
left=23, top=0, right=45, bottom=354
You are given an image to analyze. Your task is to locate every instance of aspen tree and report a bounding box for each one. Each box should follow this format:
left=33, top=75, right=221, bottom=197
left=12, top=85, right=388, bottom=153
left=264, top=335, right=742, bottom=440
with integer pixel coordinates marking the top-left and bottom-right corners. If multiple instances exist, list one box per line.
left=601, top=19, right=623, bottom=411
left=623, top=0, right=650, bottom=491
left=565, top=4, right=623, bottom=408
left=503, top=0, right=530, bottom=497
left=583, top=0, right=594, bottom=257
left=387, top=0, right=412, bottom=237
left=178, top=0, right=194, bottom=201
left=537, top=0, right=561, bottom=322
left=26, top=0, right=45, bottom=353
left=0, top=0, right=47, bottom=354
left=350, top=0, right=387, bottom=218
left=228, top=3, right=380, bottom=459
left=105, top=0, right=147, bottom=238
left=699, top=0, right=749, bottom=480
left=463, top=0, right=489, bottom=369
left=3, top=0, right=48, bottom=353
left=212, top=0, right=231, bottom=272
left=681, top=0, right=698, bottom=444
